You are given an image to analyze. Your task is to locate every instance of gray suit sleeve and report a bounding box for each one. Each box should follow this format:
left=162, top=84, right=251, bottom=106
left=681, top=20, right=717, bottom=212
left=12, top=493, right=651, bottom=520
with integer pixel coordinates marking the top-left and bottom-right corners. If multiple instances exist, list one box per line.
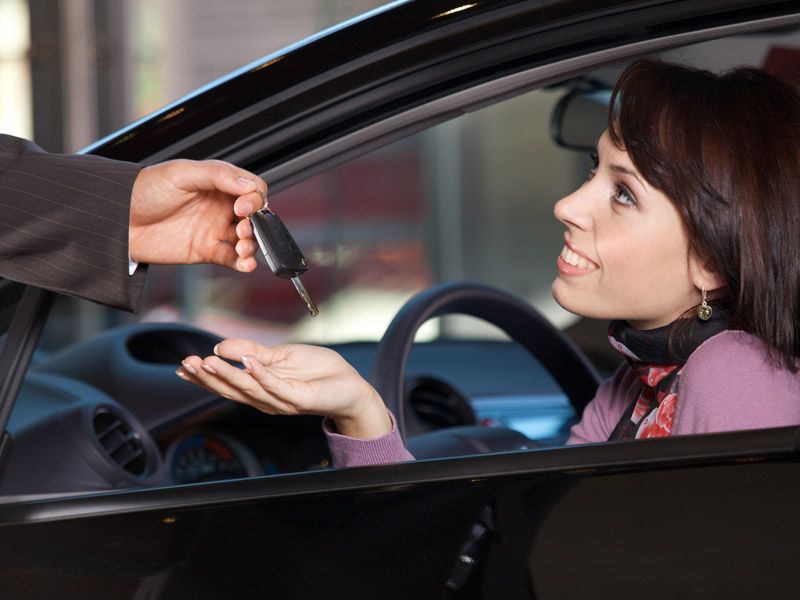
left=0, top=134, right=147, bottom=312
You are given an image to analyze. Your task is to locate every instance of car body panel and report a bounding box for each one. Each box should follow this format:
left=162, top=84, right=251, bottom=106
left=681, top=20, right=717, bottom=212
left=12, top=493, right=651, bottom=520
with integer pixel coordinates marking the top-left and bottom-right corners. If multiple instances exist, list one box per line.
left=0, top=428, right=799, bottom=598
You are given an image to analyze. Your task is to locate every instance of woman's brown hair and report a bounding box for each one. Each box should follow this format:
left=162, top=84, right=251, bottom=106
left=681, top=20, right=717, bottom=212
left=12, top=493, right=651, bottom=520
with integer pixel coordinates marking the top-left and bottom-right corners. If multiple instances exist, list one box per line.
left=609, top=59, right=800, bottom=370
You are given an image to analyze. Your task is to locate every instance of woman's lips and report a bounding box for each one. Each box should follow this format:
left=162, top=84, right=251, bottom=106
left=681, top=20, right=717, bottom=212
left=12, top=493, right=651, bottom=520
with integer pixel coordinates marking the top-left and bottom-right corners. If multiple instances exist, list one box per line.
left=557, top=244, right=599, bottom=275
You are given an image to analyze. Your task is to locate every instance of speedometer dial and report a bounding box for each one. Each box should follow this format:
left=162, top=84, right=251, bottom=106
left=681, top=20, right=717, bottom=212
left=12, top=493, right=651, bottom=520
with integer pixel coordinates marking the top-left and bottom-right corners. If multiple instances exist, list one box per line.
left=166, top=430, right=262, bottom=484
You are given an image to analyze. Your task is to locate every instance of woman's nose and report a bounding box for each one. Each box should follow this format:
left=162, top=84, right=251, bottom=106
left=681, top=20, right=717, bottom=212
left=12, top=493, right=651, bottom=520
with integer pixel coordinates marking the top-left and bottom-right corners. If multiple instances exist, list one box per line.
left=553, top=188, right=593, bottom=231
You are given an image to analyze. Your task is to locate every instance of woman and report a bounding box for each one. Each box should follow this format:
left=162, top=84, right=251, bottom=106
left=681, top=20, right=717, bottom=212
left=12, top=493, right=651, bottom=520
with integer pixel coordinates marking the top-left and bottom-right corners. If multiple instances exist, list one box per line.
left=176, top=59, right=800, bottom=467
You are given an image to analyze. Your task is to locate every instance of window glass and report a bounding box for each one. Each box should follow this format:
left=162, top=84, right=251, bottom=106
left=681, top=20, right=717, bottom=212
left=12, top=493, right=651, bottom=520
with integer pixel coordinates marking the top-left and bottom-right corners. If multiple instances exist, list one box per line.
left=32, top=28, right=800, bottom=358
left=134, top=87, right=584, bottom=346
left=128, top=25, right=800, bottom=354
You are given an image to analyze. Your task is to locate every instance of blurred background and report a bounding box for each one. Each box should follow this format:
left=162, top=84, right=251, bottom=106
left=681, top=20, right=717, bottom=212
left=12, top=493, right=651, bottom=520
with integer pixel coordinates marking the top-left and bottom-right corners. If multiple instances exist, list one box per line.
left=2, top=0, right=463, bottom=350
left=0, top=0, right=385, bottom=150
left=2, top=1, right=797, bottom=371
left=1, top=0, right=587, bottom=355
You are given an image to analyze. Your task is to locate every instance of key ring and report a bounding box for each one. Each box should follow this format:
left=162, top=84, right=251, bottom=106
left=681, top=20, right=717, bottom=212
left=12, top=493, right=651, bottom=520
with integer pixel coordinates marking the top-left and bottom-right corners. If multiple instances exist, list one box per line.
left=254, top=188, right=268, bottom=209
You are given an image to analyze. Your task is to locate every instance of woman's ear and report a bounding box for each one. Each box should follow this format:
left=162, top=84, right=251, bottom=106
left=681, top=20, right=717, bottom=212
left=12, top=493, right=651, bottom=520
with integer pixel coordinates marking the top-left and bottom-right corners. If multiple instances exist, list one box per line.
left=688, top=250, right=725, bottom=293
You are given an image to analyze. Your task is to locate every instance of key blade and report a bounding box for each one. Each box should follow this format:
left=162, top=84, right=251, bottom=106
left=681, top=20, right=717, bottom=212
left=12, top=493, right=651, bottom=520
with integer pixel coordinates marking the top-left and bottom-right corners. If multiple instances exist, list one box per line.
left=291, top=276, right=319, bottom=317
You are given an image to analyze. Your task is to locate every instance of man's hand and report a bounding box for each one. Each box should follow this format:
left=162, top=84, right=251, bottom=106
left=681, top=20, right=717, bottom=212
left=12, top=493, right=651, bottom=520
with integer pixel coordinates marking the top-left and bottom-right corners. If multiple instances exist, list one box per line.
left=129, top=159, right=267, bottom=271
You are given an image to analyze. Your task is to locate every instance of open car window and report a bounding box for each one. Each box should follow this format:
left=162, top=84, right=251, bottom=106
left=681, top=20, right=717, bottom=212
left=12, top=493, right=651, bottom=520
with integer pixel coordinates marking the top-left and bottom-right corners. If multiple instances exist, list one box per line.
left=137, top=86, right=585, bottom=344
left=2, top=18, right=799, bottom=501
left=128, top=23, right=800, bottom=374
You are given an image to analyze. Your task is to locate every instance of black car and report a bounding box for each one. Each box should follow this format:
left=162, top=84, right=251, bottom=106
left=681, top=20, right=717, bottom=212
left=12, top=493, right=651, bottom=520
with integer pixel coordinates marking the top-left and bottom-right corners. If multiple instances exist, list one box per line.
left=1, top=1, right=799, bottom=598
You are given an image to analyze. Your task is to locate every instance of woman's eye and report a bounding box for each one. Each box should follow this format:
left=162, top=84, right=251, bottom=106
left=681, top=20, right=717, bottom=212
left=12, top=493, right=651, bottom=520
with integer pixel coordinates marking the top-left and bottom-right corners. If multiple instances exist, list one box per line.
left=612, top=183, right=636, bottom=208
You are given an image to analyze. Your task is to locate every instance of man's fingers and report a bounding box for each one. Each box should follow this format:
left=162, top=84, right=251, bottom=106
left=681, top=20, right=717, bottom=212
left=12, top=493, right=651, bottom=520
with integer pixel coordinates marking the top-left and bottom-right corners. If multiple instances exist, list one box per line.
left=210, top=240, right=241, bottom=271
left=129, top=158, right=267, bottom=271
left=235, top=238, right=257, bottom=259
left=206, top=228, right=256, bottom=271
left=236, top=218, right=253, bottom=240
left=234, top=190, right=267, bottom=217
left=235, top=256, right=258, bottom=272
left=175, top=159, right=268, bottom=202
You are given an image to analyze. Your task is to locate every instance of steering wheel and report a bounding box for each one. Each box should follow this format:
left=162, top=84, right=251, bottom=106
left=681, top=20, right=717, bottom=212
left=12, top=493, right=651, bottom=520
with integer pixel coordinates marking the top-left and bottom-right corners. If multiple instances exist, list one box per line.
left=369, top=282, right=602, bottom=445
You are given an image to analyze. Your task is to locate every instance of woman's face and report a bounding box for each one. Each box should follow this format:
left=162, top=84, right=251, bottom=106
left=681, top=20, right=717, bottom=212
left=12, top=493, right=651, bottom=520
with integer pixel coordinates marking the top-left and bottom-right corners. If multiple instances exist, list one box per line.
left=551, top=130, right=701, bottom=330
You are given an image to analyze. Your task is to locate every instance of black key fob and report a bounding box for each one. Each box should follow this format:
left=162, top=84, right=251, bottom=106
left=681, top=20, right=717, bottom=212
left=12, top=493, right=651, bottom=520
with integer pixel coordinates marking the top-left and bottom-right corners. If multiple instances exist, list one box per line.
left=250, top=208, right=319, bottom=317
left=250, top=209, right=308, bottom=279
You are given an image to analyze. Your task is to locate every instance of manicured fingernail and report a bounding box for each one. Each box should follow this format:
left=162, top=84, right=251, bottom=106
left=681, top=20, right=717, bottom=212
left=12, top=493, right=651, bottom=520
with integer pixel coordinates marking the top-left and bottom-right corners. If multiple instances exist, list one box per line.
left=213, top=344, right=220, bottom=356
left=202, top=364, right=217, bottom=375
left=237, top=176, right=256, bottom=187
left=241, top=355, right=251, bottom=369
left=176, top=369, right=189, bottom=379
left=181, top=361, right=196, bottom=375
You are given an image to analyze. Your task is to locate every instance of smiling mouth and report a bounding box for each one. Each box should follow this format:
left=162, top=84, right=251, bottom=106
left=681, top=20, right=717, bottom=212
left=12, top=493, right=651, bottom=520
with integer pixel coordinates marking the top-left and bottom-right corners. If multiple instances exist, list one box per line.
left=559, top=245, right=598, bottom=271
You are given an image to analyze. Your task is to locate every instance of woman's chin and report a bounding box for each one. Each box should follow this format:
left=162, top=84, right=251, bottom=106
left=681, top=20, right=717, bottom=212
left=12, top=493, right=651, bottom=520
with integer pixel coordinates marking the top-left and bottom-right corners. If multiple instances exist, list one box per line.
left=551, top=283, right=585, bottom=318
left=551, top=283, right=613, bottom=321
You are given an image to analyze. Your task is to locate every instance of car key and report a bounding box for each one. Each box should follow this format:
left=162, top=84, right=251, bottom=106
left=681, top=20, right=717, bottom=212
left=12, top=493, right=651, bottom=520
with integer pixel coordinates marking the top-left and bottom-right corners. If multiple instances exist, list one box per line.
left=250, top=208, right=319, bottom=317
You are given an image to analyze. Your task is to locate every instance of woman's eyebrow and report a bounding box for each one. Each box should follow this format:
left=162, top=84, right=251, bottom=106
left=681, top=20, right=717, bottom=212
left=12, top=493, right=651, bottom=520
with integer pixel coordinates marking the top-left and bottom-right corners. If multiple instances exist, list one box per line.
left=609, top=163, right=647, bottom=190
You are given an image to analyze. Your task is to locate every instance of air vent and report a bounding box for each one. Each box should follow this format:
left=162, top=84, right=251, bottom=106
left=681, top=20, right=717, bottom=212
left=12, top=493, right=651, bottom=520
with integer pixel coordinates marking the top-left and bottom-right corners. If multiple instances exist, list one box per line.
left=405, top=376, right=476, bottom=435
left=92, top=408, right=147, bottom=476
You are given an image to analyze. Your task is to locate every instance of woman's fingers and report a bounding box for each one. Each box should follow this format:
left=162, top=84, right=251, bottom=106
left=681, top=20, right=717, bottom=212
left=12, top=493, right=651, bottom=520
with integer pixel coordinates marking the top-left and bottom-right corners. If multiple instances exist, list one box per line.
left=183, top=339, right=365, bottom=406
left=212, top=340, right=296, bottom=371
left=178, top=355, right=289, bottom=415
left=213, top=339, right=265, bottom=362
left=209, top=355, right=297, bottom=412
left=241, top=354, right=301, bottom=407
left=212, top=341, right=319, bottom=374
left=178, top=357, right=250, bottom=404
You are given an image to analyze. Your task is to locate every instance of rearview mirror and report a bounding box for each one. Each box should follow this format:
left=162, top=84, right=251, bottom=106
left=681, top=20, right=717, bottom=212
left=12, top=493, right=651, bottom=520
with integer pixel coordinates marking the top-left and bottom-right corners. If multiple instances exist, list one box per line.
left=550, top=87, right=612, bottom=152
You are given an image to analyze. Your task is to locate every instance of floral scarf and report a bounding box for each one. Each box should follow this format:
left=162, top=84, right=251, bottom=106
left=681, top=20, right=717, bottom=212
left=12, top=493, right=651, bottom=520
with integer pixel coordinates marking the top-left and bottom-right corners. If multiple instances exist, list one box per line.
left=607, top=311, right=728, bottom=441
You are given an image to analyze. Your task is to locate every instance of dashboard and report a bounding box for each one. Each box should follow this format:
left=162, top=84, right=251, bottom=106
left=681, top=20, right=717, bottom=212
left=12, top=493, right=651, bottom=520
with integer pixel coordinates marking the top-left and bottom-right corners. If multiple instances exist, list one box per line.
left=166, top=430, right=264, bottom=483
left=0, top=323, right=578, bottom=496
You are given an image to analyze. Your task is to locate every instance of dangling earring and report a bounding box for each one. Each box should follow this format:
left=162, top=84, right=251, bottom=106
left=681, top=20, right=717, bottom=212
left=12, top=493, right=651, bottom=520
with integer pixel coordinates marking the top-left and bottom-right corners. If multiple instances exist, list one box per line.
left=697, top=288, right=712, bottom=321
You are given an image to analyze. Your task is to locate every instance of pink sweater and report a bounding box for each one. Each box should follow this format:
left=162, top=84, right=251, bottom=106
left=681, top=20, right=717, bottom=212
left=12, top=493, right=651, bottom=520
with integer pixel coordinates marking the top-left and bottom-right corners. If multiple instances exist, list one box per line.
left=323, top=412, right=414, bottom=467
left=324, top=330, right=800, bottom=467
left=567, top=330, right=800, bottom=444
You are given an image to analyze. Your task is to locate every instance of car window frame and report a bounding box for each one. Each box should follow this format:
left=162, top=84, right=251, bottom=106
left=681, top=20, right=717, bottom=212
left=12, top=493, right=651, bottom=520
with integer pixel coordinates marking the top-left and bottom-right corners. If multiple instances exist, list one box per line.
left=0, top=424, right=797, bottom=518
left=256, top=12, right=800, bottom=195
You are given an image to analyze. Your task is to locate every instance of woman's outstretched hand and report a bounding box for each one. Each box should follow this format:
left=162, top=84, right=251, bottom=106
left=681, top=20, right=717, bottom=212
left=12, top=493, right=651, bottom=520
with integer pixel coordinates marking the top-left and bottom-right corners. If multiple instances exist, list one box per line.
left=177, top=339, right=393, bottom=440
